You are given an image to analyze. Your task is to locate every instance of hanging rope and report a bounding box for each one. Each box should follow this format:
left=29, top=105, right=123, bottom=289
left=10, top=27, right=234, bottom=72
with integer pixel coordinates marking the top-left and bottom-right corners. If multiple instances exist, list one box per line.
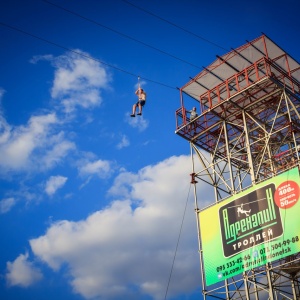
left=138, top=76, right=141, bottom=96
left=164, top=183, right=192, bottom=300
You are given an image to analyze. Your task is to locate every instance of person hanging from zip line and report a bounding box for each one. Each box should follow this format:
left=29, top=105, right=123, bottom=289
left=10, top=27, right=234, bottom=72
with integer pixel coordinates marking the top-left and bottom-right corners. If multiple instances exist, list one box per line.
left=130, top=87, right=146, bottom=117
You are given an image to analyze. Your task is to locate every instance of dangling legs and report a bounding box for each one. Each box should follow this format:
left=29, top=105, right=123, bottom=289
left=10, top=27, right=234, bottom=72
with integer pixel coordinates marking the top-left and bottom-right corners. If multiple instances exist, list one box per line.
left=131, top=104, right=137, bottom=117
left=137, top=103, right=142, bottom=115
left=137, top=101, right=145, bottom=116
left=131, top=101, right=145, bottom=117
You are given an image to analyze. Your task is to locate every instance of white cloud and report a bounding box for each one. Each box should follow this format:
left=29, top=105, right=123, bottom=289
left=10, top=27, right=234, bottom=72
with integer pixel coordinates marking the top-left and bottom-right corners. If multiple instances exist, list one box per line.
left=107, top=171, right=137, bottom=198
left=0, top=113, right=57, bottom=170
left=0, top=111, right=75, bottom=174
left=50, top=50, right=110, bottom=113
left=0, top=197, right=16, bottom=214
left=29, top=155, right=212, bottom=299
left=116, top=134, right=130, bottom=149
left=6, top=253, right=43, bottom=287
left=78, top=158, right=113, bottom=179
left=42, top=133, right=76, bottom=170
left=0, top=50, right=110, bottom=175
left=0, top=113, right=11, bottom=144
left=0, top=87, right=5, bottom=100
left=45, top=175, right=68, bottom=196
left=29, top=54, right=54, bottom=64
left=127, top=114, right=149, bottom=132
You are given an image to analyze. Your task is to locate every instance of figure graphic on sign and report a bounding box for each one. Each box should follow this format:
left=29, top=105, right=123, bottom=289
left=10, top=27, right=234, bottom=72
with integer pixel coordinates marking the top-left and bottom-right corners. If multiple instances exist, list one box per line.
left=237, top=203, right=251, bottom=217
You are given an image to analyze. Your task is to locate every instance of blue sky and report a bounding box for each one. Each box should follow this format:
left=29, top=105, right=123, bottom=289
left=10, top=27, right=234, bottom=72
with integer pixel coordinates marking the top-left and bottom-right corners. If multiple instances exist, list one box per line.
left=1, top=0, right=300, bottom=299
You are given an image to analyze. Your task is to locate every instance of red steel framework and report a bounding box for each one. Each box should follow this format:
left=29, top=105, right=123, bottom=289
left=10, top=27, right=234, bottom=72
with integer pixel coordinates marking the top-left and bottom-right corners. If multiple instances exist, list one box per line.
left=175, top=34, right=300, bottom=299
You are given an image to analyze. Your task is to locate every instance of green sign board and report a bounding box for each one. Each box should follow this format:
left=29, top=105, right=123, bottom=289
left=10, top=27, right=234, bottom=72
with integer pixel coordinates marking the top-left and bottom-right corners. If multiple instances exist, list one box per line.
left=199, top=167, right=300, bottom=286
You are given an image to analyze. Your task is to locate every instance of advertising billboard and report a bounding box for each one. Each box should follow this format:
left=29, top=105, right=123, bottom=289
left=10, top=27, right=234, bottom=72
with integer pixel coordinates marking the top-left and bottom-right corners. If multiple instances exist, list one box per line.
left=199, top=167, right=300, bottom=286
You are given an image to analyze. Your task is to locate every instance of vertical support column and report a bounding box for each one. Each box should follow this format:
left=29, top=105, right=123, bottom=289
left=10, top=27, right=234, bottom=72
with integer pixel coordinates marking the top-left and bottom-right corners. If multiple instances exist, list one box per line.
left=223, top=121, right=235, bottom=194
left=251, top=269, right=259, bottom=300
left=190, top=143, right=207, bottom=300
left=237, top=168, right=242, bottom=191
left=265, top=127, right=276, bottom=176
left=181, top=90, right=187, bottom=126
left=284, top=90, right=300, bottom=162
left=291, top=277, right=298, bottom=300
left=211, top=153, right=219, bottom=202
left=266, top=263, right=275, bottom=300
left=225, top=279, right=229, bottom=299
left=243, top=273, right=251, bottom=300
left=295, top=277, right=300, bottom=298
left=242, top=110, right=256, bottom=184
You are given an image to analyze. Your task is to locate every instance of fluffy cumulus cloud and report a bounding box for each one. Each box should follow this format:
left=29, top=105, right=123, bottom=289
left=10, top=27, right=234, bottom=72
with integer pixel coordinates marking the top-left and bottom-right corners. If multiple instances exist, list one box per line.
left=50, top=50, right=110, bottom=113
left=116, top=134, right=130, bottom=149
left=0, top=88, right=5, bottom=101
left=0, top=113, right=55, bottom=169
left=0, top=112, right=75, bottom=174
left=42, top=134, right=76, bottom=170
left=45, top=175, right=68, bottom=196
left=127, top=115, right=149, bottom=131
left=29, top=155, right=212, bottom=299
left=6, top=253, right=43, bottom=287
left=78, top=157, right=113, bottom=179
left=0, top=197, right=16, bottom=214
left=0, top=50, right=110, bottom=176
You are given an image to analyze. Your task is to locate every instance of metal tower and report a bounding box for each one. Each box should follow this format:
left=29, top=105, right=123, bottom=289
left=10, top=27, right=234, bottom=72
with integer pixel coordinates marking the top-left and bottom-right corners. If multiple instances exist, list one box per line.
left=175, top=34, right=300, bottom=299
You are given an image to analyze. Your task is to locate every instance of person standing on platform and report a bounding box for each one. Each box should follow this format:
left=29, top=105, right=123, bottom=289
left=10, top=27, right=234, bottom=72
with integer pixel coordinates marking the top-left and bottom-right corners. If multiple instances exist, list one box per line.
left=188, top=107, right=198, bottom=131
left=189, top=107, right=197, bottom=121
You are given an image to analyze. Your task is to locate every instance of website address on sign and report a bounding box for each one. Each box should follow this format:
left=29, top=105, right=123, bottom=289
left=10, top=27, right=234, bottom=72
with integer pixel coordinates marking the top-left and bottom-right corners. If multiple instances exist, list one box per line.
left=218, top=236, right=299, bottom=278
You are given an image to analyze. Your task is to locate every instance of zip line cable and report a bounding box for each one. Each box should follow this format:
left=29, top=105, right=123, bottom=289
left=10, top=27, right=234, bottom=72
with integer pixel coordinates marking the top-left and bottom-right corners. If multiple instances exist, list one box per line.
left=164, top=183, right=192, bottom=300
left=39, top=1, right=231, bottom=98
left=0, top=22, right=176, bottom=90
left=120, top=0, right=229, bottom=52
left=41, top=0, right=202, bottom=70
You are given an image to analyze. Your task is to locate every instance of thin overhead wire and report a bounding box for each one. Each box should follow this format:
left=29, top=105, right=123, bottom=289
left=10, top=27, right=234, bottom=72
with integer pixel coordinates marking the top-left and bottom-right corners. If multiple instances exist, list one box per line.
left=0, top=21, right=177, bottom=90
left=120, top=0, right=228, bottom=52
left=164, top=183, right=192, bottom=300
left=41, top=0, right=202, bottom=70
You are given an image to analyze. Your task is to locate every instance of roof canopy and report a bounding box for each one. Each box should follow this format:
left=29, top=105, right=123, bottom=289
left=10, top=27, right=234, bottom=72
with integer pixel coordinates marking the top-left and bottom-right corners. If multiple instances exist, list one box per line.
left=181, top=34, right=300, bottom=101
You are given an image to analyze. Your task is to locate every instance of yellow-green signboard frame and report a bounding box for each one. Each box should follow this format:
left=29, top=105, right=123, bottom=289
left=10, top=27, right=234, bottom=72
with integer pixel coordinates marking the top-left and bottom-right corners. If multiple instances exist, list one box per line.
left=199, top=167, right=300, bottom=286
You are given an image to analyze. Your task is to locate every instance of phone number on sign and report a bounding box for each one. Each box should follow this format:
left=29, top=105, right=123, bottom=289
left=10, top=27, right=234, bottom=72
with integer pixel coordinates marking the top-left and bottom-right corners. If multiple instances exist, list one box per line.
left=216, top=236, right=299, bottom=273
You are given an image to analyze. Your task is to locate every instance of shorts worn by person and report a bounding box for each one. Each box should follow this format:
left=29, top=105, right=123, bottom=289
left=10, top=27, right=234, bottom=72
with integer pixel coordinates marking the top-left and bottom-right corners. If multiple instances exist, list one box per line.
left=131, top=88, right=146, bottom=117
